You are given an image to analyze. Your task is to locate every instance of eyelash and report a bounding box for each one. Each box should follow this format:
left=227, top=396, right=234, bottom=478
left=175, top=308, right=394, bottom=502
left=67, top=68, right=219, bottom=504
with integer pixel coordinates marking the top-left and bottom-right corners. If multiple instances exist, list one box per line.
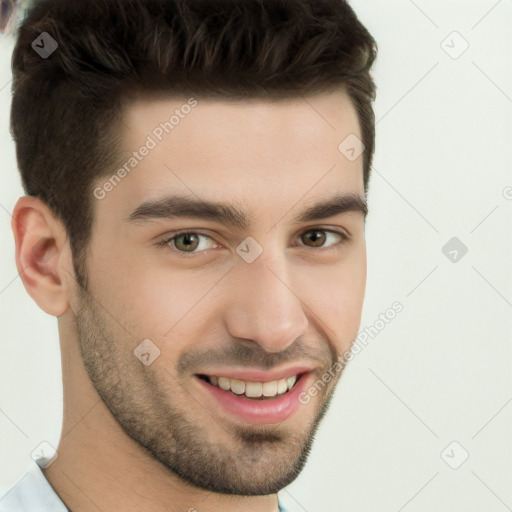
left=156, top=228, right=350, bottom=258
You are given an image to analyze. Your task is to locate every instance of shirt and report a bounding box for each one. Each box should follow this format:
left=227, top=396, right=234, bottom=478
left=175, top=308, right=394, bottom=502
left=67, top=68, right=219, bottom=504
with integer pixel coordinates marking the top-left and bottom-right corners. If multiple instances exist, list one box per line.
left=0, top=460, right=293, bottom=512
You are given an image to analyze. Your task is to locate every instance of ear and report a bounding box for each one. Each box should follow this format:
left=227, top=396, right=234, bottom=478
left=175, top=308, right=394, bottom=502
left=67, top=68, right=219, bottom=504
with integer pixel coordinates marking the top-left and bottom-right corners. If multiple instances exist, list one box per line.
left=11, top=196, right=76, bottom=317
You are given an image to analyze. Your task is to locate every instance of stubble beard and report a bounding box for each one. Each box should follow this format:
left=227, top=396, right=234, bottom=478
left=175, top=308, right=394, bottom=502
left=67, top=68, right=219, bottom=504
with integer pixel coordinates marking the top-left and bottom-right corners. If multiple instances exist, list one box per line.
left=75, top=284, right=339, bottom=495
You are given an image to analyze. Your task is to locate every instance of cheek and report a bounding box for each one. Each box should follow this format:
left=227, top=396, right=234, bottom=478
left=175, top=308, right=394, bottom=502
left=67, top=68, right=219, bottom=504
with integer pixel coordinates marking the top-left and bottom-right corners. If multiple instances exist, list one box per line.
left=306, top=257, right=366, bottom=350
left=107, top=263, right=223, bottom=341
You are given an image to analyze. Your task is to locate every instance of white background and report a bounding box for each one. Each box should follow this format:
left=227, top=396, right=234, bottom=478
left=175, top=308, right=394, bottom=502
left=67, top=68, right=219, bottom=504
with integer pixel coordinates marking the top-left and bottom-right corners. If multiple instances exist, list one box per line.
left=1, top=1, right=511, bottom=510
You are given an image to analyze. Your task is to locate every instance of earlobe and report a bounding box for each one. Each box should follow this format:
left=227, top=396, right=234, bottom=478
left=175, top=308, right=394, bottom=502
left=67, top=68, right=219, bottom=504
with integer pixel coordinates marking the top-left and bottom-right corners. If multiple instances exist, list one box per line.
left=11, top=196, right=73, bottom=317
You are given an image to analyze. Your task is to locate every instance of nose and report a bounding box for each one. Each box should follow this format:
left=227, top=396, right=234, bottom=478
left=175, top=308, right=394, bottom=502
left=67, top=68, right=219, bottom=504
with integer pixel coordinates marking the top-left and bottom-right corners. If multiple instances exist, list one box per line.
left=223, top=253, right=309, bottom=353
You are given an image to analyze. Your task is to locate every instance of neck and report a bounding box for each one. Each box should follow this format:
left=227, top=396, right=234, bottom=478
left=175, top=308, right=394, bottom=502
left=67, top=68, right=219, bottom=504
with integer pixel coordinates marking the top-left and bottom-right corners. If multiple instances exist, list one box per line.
left=43, top=311, right=279, bottom=512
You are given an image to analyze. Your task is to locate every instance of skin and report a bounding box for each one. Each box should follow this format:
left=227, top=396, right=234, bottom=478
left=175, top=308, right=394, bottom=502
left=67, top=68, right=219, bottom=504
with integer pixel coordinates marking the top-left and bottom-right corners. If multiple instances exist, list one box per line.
left=11, top=88, right=367, bottom=512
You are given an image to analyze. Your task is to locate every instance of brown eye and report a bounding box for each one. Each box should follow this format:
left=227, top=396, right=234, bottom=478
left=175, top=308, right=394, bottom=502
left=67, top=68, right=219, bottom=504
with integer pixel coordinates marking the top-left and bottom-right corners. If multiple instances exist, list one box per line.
left=299, top=229, right=348, bottom=249
left=302, top=230, right=326, bottom=247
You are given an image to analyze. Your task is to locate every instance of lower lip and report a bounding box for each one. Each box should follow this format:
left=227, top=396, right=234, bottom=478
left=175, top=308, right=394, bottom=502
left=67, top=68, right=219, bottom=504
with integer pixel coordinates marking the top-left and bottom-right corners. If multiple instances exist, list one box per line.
left=196, top=373, right=311, bottom=425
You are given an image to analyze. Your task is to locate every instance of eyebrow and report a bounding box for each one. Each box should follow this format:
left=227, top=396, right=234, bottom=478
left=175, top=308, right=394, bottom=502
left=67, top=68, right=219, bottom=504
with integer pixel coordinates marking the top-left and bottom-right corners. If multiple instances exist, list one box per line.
left=126, top=193, right=368, bottom=228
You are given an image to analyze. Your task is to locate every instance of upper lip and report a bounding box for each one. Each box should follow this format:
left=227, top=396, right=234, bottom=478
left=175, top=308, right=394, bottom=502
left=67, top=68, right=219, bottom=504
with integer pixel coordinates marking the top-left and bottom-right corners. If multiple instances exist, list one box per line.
left=196, top=365, right=315, bottom=382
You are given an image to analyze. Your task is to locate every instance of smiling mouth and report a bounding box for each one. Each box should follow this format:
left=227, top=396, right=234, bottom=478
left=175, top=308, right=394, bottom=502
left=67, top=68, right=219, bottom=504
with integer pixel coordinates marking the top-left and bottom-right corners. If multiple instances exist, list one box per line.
left=196, top=373, right=305, bottom=400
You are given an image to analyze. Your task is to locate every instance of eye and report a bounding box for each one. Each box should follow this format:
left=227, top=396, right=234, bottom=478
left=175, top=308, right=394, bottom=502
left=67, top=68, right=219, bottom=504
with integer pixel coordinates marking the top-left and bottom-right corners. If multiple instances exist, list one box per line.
left=157, top=228, right=350, bottom=257
left=299, top=229, right=349, bottom=249
left=157, top=231, right=219, bottom=256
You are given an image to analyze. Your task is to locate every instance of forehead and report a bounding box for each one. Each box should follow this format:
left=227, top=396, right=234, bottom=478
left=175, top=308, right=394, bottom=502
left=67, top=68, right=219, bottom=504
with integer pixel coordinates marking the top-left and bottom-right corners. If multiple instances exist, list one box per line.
left=120, top=89, right=361, bottom=152
left=99, top=90, right=364, bottom=220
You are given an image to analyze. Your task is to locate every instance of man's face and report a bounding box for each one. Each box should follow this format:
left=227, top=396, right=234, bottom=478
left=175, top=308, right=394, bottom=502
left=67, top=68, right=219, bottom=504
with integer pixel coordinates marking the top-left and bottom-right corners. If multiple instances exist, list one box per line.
left=74, top=89, right=367, bottom=495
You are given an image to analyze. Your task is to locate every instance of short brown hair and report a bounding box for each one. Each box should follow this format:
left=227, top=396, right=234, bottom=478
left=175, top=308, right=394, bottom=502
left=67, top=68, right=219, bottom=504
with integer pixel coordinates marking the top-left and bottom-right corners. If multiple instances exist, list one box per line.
left=10, top=0, right=377, bottom=289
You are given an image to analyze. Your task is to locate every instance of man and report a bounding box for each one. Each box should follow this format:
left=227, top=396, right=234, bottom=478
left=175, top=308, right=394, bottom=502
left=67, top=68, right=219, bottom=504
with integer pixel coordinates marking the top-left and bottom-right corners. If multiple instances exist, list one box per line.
left=2, top=0, right=377, bottom=510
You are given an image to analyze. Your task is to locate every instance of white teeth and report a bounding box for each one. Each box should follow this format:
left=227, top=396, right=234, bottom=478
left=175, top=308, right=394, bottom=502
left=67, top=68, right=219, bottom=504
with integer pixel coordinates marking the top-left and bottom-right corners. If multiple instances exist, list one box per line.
left=262, top=380, right=278, bottom=397
left=230, top=378, right=245, bottom=395
left=205, top=374, right=300, bottom=398
left=245, top=381, right=263, bottom=398
left=218, top=376, right=230, bottom=391
left=277, top=379, right=288, bottom=394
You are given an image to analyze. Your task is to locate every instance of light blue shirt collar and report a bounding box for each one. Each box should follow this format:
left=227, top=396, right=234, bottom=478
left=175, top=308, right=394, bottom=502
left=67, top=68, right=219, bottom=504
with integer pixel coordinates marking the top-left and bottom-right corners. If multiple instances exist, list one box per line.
left=1, top=460, right=293, bottom=512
